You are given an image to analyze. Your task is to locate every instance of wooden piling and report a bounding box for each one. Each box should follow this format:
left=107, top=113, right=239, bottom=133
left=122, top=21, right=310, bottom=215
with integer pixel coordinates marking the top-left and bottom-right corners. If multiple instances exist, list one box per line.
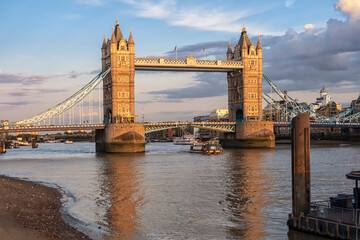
left=291, top=112, right=310, bottom=217
left=0, top=140, right=5, bottom=153
left=31, top=138, right=38, bottom=148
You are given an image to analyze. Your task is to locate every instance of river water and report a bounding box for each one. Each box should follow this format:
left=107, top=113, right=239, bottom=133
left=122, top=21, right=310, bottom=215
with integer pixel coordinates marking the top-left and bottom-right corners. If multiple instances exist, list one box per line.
left=0, top=142, right=359, bottom=239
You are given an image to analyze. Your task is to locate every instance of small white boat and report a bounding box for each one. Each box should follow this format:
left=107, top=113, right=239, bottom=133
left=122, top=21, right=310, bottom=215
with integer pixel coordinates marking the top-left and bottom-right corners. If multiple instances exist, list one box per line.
left=13, top=140, right=30, bottom=146
left=189, top=142, right=204, bottom=153
left=64, top=140, right=73, bottom=144
left=173, top=135, right=196, bottom=145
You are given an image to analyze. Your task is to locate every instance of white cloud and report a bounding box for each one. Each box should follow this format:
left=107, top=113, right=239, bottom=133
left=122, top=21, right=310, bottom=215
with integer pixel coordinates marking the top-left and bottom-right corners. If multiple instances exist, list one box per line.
left=285, top=0, right=295, bottom=7
left=118, top=0, right=280, bottom=35
left=304, top=23, right=315, bottom=30
left=335, top=0, right=360, bottom=22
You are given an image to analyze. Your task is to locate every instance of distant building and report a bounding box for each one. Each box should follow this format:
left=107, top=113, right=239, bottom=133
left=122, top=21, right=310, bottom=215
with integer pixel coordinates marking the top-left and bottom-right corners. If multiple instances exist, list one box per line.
left=316, top=101, right=341, bottom=118
left=263, top=95, right=308, bottom=122
left=209, top=109, right=229, bottom=121
left=350, top=95, right=360, bottom=122
left=310, top=87, right=332, bottom=112
left=193, top=109, right=228, bottom=138
left=194, top=115, right=210, bottom=122
left=306, top=87, right=341, bottom=118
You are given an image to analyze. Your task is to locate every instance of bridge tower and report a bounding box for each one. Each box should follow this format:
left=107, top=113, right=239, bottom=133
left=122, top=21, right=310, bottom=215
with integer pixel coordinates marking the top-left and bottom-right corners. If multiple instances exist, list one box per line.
left=227, top=26, right=263, bottom=121
left=96, top=18, right=145, bottom=153
left=101, top=17, right=135, bottom=122
left=222, top=26, right=274, bottom=148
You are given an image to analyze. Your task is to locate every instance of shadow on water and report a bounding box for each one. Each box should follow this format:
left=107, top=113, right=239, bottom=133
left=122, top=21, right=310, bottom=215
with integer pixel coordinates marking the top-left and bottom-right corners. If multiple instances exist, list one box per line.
left=287, top=229, right=329, bottom=239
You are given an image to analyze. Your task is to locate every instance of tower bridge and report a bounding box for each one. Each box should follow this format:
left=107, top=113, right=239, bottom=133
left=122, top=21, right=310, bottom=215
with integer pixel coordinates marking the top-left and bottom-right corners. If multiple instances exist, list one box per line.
left=2, top=18, right=359, bottom=151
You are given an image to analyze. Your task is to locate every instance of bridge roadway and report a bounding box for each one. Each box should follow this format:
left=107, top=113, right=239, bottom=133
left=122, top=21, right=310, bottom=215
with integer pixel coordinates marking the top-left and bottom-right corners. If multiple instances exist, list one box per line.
left=0, top=121, right=359, bottom=134
left=0, top=122, right=236, bottom=133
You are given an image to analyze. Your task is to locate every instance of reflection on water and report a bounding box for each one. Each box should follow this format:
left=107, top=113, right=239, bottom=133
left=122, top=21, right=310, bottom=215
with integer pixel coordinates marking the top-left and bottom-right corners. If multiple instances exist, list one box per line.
left=99, top=153, right=145, bottom=240
left=224, top=150, right=268, bottom=239
left=0, top=142, right=358, bottom=239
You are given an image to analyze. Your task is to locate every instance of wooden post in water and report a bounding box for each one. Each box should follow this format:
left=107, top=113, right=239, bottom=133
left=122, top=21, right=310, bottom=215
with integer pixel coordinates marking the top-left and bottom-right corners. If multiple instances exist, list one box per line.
left=31, top=138, right=38, bottom=148
left=0, top=140, right=5, bottom=153
left=291, top=112, right=310, bottom=217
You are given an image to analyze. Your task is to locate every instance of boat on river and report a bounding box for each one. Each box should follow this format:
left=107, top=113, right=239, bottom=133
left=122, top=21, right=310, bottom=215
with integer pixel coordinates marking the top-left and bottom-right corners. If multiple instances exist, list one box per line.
left=173, top=135, right=195, bottom=145
left=145, top=135, right=152, bottom=145
left=189, top=140, right=224, bottom=155
left=64, top=140, right=73, bottom=144
left=189, top=142, right=204, bottom=153
left=202, top=140, right=224, bottom=155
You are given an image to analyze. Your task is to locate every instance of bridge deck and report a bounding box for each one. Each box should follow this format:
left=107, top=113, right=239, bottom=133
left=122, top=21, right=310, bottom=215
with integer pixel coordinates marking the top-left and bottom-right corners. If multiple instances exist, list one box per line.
left=1, top=121, right=359, bottom=133
left=134, top=57, right=243, bottom=72
left=0, top=124, right=105, bottom=133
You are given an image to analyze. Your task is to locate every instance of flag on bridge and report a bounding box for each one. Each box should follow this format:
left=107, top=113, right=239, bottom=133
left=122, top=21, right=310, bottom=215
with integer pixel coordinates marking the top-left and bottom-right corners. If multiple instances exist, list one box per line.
left=174, top=45, right=177, bottom=59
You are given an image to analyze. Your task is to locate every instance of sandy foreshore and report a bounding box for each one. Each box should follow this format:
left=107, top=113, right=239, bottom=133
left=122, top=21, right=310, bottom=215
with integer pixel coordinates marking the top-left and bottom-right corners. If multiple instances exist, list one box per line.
left=0, top=175, right=91, bottom=240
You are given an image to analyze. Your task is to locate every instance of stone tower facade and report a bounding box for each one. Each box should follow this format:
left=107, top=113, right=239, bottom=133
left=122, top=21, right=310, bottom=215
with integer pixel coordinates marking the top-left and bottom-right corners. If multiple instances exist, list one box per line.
left=226, top=26, right=263, bottom=122
left=101, top=18, right=135, bottom=123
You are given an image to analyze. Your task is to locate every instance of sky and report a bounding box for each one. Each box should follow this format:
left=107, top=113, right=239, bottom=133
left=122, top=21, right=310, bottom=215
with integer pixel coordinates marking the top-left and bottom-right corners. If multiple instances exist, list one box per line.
left=0, top=0, right=359, bottom=122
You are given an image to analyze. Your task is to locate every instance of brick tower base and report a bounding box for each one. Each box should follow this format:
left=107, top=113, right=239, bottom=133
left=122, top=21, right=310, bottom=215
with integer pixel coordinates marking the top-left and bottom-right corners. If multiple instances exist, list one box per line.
left=96, top=123, right=145, bottom=153
left=220, top=121, right=275, bottom=148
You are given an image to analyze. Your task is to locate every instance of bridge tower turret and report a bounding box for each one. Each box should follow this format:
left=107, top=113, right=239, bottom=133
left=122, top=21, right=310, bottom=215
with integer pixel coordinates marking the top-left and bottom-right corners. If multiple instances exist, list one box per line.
left=227, top=40, right=233, bottom=60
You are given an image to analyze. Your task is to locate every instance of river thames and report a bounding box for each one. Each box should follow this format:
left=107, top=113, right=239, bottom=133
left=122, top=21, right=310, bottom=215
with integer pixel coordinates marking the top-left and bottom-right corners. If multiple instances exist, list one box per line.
left=0, top=142, right=359, bottom=239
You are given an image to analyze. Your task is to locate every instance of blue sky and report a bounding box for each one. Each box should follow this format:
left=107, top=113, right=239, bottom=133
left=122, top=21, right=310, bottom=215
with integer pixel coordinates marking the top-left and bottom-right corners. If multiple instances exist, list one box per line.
left=0, top=0, right=359, bottom=122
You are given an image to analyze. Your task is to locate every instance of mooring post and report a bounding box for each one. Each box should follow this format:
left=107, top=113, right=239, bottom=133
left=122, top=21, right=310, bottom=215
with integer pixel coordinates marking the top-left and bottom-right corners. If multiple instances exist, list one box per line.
left=31, top=138, right=38, bottom=148
left=0, top=140, right=5, bottom=154
left=291, top=112, right=310, bottom=217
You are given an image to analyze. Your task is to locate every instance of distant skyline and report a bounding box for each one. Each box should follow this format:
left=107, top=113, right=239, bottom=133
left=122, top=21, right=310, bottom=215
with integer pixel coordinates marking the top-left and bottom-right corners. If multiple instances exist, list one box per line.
left=0, top=0, right=359, bottom=122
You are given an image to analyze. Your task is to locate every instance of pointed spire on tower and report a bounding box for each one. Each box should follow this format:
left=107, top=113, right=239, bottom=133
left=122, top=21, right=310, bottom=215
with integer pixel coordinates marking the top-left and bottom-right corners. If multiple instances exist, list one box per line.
left=238, top=24, right=251, bottom=48
left=256, top=34, right=262, bottom=49
left=102, top=33, right=107, bottom=48
left=114, top=17, right=123, bottom=41
left=227, top=39, right=232, bottom=53
left=111, top=27, right=116, bottom=43
left=241, top=35, right=248, bottom=49
left=128, top=27, right=134, bottom=44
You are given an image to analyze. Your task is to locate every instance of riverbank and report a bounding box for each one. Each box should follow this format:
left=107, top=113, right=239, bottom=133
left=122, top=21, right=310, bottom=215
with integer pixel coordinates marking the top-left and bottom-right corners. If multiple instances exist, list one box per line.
left=0, top=175, right=90, bottom=240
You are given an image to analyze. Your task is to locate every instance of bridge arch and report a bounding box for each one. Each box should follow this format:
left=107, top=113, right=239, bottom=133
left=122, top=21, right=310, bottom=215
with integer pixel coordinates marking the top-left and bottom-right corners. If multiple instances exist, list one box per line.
left=236, top=109, right=243, bottom=122
left=105, top=108, right=112, bottom=123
